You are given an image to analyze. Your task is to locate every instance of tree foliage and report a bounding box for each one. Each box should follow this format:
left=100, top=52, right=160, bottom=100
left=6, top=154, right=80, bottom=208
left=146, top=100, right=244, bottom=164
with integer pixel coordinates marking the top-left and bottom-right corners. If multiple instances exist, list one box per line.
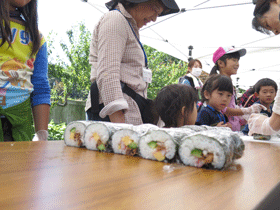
left=145, top=45, right=187, bottom=99
left=47, top=23, right=187, bottom=106
left=47, top=22, right=91, bottom=106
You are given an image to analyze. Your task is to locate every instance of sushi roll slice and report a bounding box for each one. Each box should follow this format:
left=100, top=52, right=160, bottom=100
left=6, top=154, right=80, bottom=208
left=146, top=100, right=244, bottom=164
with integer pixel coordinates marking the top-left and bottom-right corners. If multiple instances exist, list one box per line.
left=112, top=129, right=140, bottom=156
left=200, top=125, right=232, bottom=132
left=226, top=131, right=245, bottom=159
left=253, top=134, right=271, bottom=141
left=64, top=121, right=92, bottom=147
left=84, top=122, right=133, bottom=152
left=178, top=130, right=244, bottom=169
left=133, top=124, right=159, bottom=136
left=162, top=127, right=194, bottom=145
left=139, top=130, right=176, bottom=162
left=181, top=125, right=208, bottom=132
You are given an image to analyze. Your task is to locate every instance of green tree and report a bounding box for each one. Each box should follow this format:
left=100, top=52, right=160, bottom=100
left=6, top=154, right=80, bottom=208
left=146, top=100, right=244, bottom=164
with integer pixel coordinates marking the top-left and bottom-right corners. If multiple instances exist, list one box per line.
left=47, top=22, right=91, bottom=106
left=145, top=45, right=187, bottom=99
left=47, top=23, right=187, bottom=105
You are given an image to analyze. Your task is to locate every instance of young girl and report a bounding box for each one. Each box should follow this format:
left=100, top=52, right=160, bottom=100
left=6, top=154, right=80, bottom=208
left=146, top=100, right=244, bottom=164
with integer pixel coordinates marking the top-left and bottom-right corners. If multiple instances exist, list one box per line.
left=153, top=84, right=198, bottom=128
left=210, top=46, right=265, bottom=131
left=0, top=0, right=50, bottom=141
left=196, top=74, right=233, bottom=129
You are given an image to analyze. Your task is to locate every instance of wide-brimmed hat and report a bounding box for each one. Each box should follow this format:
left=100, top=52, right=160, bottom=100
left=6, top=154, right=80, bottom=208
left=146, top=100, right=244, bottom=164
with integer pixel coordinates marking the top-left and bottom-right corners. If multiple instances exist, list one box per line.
left=105, top=0, right=180, bottom=16
left=213, top=46, right=247, bottom=63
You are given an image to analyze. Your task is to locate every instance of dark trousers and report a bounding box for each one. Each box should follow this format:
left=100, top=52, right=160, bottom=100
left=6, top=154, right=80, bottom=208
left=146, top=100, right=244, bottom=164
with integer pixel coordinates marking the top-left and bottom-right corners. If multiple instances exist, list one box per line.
left=1, top=118, right=14, bottom=141
left=86, top=106, right=110, bottom=122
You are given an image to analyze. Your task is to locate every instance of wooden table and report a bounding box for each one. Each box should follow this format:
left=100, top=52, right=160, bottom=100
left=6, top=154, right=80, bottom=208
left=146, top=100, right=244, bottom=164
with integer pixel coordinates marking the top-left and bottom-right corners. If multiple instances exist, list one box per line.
left=1, top=140, right=280, bottom=210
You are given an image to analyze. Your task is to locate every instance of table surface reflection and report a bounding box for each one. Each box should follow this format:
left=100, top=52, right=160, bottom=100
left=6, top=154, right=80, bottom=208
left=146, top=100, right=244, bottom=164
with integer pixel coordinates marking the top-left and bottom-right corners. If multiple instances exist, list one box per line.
left=1, top=140, right=280, bottom=210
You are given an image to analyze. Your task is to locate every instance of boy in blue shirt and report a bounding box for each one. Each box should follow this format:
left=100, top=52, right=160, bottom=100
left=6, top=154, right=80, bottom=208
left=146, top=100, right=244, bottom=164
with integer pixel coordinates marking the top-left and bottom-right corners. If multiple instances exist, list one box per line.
left=242, top=78, right=277, bottom=135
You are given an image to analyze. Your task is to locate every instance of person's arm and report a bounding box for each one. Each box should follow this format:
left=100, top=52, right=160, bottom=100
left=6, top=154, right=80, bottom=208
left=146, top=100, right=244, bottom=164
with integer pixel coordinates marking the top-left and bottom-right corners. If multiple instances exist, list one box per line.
left=248, top=113, right=280, bottom=135
left=109, top=110, right=125, bottom=123
left=248, top=86, right=280, bottom=135
left=224, top=103, right=266, bottom=117
left=269, top=112, right=280, bottom=131
left=32, top=104, right=50, bottom=131
left=31, top=41, right=51, bottom=140
left=224, top=107, right=244, bottom=116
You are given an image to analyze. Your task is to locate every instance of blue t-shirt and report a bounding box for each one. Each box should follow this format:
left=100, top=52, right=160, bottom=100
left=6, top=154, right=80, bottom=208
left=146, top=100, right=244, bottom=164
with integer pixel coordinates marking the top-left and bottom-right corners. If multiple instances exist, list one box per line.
left=196, top=105, right=228, bottom=126
left=242, top=101, right=273, bottom=135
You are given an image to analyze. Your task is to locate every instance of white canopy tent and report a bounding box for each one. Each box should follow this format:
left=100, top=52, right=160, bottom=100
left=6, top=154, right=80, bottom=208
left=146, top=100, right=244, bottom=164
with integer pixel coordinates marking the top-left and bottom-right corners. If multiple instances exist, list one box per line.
left=38, top=0, right=280, bottom=90
left=139, top=0, right=280, bottom=90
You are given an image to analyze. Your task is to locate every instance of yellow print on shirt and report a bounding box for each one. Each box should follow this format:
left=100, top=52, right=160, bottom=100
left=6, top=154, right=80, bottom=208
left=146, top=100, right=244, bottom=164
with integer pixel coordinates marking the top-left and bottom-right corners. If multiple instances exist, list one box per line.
left=0, top=57, right=34, bottom=88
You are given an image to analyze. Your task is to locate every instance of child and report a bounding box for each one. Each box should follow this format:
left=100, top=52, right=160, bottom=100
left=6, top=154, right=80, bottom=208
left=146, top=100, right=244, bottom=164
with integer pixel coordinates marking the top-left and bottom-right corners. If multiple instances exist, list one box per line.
left=196, top=74, right=233, bottom=129
left=242, top=78, right=277, bottom=135
left=153, top=84, right=198, bottom=128
left=0, top=0, right=50, bottom=141
left=210, top=46, right=265, bottom=131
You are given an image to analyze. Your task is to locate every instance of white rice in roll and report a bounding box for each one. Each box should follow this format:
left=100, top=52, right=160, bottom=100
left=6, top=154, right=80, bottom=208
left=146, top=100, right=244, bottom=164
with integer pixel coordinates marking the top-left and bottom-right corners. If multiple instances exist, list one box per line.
left=84, top=122, right=133, bottom=152
left=139, top=130, right=176, bottom=162
left=84, top=122, right=111, bottom=151
left=64, top=121, right=92, bottom=147
left=112, top=129, right=140, bottom=156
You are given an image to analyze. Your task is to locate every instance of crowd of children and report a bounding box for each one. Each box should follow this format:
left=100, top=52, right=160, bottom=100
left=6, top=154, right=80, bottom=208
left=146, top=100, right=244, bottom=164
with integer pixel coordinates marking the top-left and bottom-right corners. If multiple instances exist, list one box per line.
left=153, top=46, right=277, bottom=135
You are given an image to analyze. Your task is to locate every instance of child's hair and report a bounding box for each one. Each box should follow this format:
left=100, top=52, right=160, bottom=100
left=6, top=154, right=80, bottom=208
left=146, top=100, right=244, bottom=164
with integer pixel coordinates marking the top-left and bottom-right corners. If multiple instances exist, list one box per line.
left=153, top=84, right=198, bottom=127
left=201, top=74, right=234, bottom=103
left=252, top=0, right=276, bottom=35
left=254, top=78, right=278, bottom=93
left=247, top=86, right=256, bottom=95
left=0, top=0, right=40, bottom=56
left=210, top=52, right=240, bottom=75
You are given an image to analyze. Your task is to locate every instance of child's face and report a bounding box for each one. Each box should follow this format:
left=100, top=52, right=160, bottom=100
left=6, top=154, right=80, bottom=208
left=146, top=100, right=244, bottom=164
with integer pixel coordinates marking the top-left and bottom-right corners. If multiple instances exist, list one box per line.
left=257, top=86, right=276, bottom=105
left=184, top=102, right=197, bottom=125
left=205, top=89, right=232, bottom=111
left=8, top=0, right=31, bottom=10
left=219, top=58, right=239, bottom=77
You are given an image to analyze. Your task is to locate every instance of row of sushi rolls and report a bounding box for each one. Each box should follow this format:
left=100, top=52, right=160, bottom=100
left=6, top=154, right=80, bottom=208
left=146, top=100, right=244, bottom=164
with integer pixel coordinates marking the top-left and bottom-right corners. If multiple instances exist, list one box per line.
left=64, top=121, right=245, bottom=170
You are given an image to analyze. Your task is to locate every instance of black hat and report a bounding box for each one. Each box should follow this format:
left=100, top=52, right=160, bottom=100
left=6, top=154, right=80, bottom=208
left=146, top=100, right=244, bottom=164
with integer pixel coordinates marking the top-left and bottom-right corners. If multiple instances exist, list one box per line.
left=105, top=0, right=180, bottom=16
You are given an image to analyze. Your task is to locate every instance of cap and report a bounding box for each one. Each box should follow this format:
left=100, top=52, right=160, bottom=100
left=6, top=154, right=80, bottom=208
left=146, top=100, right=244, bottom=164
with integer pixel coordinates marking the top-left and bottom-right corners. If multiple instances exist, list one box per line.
left=105, top=0, right=180, bottom=16
left=213, top=46, right=247, bottom=63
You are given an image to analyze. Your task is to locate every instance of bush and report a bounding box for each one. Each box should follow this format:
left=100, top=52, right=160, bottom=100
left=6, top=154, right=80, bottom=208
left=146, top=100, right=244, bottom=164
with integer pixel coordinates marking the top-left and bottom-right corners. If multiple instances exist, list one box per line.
left=48, top=120, right=66, bottom=140
left=144, top=45, right=187, bottom=99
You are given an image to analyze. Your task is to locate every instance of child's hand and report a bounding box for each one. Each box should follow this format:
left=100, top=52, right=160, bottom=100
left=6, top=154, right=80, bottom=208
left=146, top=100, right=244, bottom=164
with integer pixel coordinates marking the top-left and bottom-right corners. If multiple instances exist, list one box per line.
left=224, top=122, right=232, bottom=130
left=32, top=130, right=49, bottom=141
left=240, top=104, right=267, bottom=115
left=216, top=122, right=232, bottom=130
